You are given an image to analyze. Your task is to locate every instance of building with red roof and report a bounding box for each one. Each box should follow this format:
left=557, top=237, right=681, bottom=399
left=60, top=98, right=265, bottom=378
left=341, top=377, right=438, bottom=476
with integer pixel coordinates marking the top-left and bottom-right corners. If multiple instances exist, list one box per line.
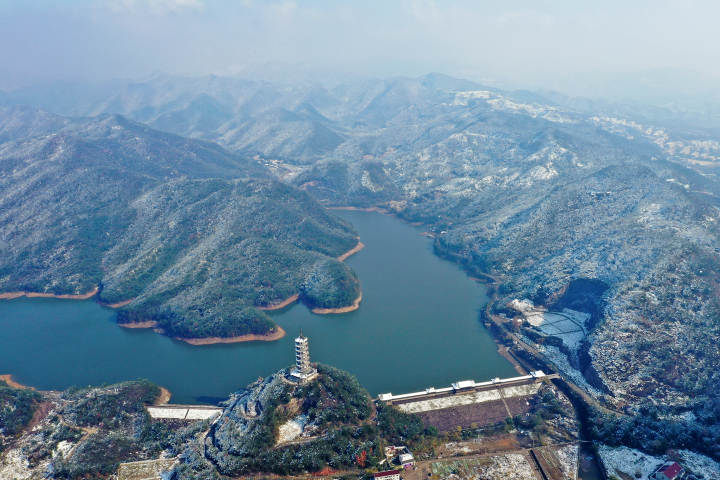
left=373, top=469, right=402, bottom=480
left=650, top=461, right=685, bottom=480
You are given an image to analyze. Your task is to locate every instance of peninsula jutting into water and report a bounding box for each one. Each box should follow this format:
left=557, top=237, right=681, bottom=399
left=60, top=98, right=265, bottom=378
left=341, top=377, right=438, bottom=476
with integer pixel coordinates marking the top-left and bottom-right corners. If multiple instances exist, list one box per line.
left=0, top=210, right=516, bottom=404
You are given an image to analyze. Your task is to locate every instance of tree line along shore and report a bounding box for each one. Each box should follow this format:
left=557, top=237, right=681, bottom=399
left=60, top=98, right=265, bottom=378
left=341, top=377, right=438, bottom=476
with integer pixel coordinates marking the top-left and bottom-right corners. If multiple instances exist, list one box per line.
left=0, top=240, right=365, bottom=345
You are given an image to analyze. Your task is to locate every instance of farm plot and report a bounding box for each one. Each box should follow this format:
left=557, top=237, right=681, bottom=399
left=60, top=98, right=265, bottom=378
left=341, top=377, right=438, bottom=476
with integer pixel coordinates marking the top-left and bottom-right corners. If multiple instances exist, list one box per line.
left=416, top=399, right=511, bottom=432
left=431, top=454, right=536, bottom=479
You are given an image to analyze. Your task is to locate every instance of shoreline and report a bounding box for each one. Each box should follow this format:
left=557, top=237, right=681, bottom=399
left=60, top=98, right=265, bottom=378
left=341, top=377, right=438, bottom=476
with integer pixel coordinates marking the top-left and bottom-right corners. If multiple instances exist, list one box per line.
left=331, top=206, right=524, bottom=374
left=257, top=240, right=365, bottom=313
left=335, top=208, right=543, bottom=383
left=326, top=205, right=388, bottom=214
left=328, top=203, right=431, bottom=233
left=0, top=229, right=366, bottom=344
left=0, top=286, right=99, bottom=300
left=337, top=240, right=365, bottom=261
left=102, top=298, right=134, bottom=308
left=258, top=293, right=299, bottom=311
left=312, top=292, right=362, bottom=314
left=0, top=374, right=36, bottom=390
left=175, top=326, right=286, bottom=345
left=119, top=320, right=158, bottom=329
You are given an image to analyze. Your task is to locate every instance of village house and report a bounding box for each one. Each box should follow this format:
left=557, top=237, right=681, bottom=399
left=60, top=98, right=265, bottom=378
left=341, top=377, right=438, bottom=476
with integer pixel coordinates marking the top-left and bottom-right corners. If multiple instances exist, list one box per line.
left=398, top=451, right=414, bottom=468
left=383, top=445, right=415, bottom=469
left=650, top=461, right=685, bottom=480
left=373, top=469, right=402, bottom=480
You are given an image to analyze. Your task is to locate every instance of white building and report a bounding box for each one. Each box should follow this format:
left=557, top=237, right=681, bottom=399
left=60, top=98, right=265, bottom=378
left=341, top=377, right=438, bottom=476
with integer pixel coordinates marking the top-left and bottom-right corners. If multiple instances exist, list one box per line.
left=290, top=332, right=318, bottom=382
left=398, top=452, right=414, bottom=466
left=373, top=470, right=402, bottom=480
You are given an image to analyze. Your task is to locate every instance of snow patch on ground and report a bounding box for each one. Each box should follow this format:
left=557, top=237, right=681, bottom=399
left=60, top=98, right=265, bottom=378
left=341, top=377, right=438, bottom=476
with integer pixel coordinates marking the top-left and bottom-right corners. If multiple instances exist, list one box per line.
left=0, top=449, right=37, bottom=480
left=482, top=454, right=535, bottom=479
left=452, top=90, right=491, bottom=105
left=599, top=445, right=720, bottom=479
left=276, top=414, right=308, bottom=444
left=361, top=170, right=383, bottom=192
left=511, top=299, right=590, bottom=350
left=534, top=343, right=604, bottom=397
left=509, top=298, right=534, bottom=313
left=598, top=444, right=663, bottom=479
left=55, top=440, right=74, bottom=458
left=529, top=164, right=558, bottom=180
left=431, top=453, right=534, bottom=479
left=678, top=450, right=720, bottom=479
left=556, top=444, right=579, bottom=480
left=500, top=383, right=541, bottom=398
left=487, top=97, right=575, bottom=124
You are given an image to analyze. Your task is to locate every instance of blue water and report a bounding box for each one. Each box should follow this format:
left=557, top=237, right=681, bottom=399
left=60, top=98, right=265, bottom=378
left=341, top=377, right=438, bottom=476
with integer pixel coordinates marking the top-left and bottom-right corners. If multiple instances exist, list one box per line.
left=0, top=210, right=516, bottom=403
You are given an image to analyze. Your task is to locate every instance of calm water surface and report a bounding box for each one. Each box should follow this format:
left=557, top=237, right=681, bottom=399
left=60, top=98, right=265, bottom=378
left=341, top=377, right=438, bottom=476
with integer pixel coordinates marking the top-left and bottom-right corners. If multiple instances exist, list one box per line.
left=0, top=211, right=516, bottom=403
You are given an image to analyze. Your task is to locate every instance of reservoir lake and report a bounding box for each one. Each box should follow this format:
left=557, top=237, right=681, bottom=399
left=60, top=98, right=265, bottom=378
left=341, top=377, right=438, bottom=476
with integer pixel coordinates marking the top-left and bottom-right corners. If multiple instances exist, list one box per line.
left=0, top=210, right=516, bottom=404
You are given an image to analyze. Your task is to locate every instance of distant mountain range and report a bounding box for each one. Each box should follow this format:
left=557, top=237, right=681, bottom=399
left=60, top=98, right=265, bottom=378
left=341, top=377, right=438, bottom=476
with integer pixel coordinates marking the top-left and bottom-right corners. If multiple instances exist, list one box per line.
left=1, top=73, right=719, bottom=448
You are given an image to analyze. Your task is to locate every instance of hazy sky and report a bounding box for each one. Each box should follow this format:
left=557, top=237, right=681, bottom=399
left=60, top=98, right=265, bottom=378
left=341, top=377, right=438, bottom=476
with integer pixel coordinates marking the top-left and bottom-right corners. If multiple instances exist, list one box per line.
left=1, top=0, right=719, bottom=94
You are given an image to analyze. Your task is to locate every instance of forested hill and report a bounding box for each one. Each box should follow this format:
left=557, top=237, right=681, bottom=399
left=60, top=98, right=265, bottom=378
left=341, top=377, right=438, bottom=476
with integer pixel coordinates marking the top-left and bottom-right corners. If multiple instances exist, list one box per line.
left=0, top=107, right=360, bottom=339
left=8, top=74, right=719, bottom=453
left=3, top=75, right=720, bottom=459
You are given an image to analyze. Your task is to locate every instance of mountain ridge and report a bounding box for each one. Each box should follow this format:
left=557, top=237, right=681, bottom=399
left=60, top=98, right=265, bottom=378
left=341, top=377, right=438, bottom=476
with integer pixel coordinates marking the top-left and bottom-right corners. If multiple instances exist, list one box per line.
left=0, top=107, right=361, bottom=339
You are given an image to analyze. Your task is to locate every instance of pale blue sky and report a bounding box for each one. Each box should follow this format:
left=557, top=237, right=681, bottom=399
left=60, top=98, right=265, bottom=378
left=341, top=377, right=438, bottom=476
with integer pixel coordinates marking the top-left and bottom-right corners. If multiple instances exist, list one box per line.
left=1, top=0, right=718, bottom=95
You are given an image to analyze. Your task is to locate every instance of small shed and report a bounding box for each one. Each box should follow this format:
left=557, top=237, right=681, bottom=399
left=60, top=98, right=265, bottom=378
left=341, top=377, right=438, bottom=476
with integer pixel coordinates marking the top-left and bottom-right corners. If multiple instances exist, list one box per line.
left=452, top=380, right=475, bottom=390
left=398, top=452, right=414, bottom=466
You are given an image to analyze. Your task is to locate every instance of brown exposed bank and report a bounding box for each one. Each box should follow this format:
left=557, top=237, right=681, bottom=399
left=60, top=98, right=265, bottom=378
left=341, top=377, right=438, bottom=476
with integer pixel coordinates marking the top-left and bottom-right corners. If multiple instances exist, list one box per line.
left=0, top=286, right=99, bottom=300
left=119, top=321, right=158, bottom=329
left=258, top=293, right=299, bottom=311
left=0, top=374, right=35, bottom=390
left=257, top=240, right=364, bottom=314
left=337, top=241, right=365, bottom=261
left=175, top=326, right=286, bottom=346
left=103, top=298, right=134, bottom=308
left=154, top=387, right=172, bottom=405
left=312, top=292, right=363, bottom=314
left=0, top=237, right=363, bottom=345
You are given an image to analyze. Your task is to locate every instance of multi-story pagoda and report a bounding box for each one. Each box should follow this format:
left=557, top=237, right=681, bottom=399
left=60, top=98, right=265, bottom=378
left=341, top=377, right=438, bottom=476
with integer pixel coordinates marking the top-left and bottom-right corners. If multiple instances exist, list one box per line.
left=290, top=331, right=318, bottom=382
